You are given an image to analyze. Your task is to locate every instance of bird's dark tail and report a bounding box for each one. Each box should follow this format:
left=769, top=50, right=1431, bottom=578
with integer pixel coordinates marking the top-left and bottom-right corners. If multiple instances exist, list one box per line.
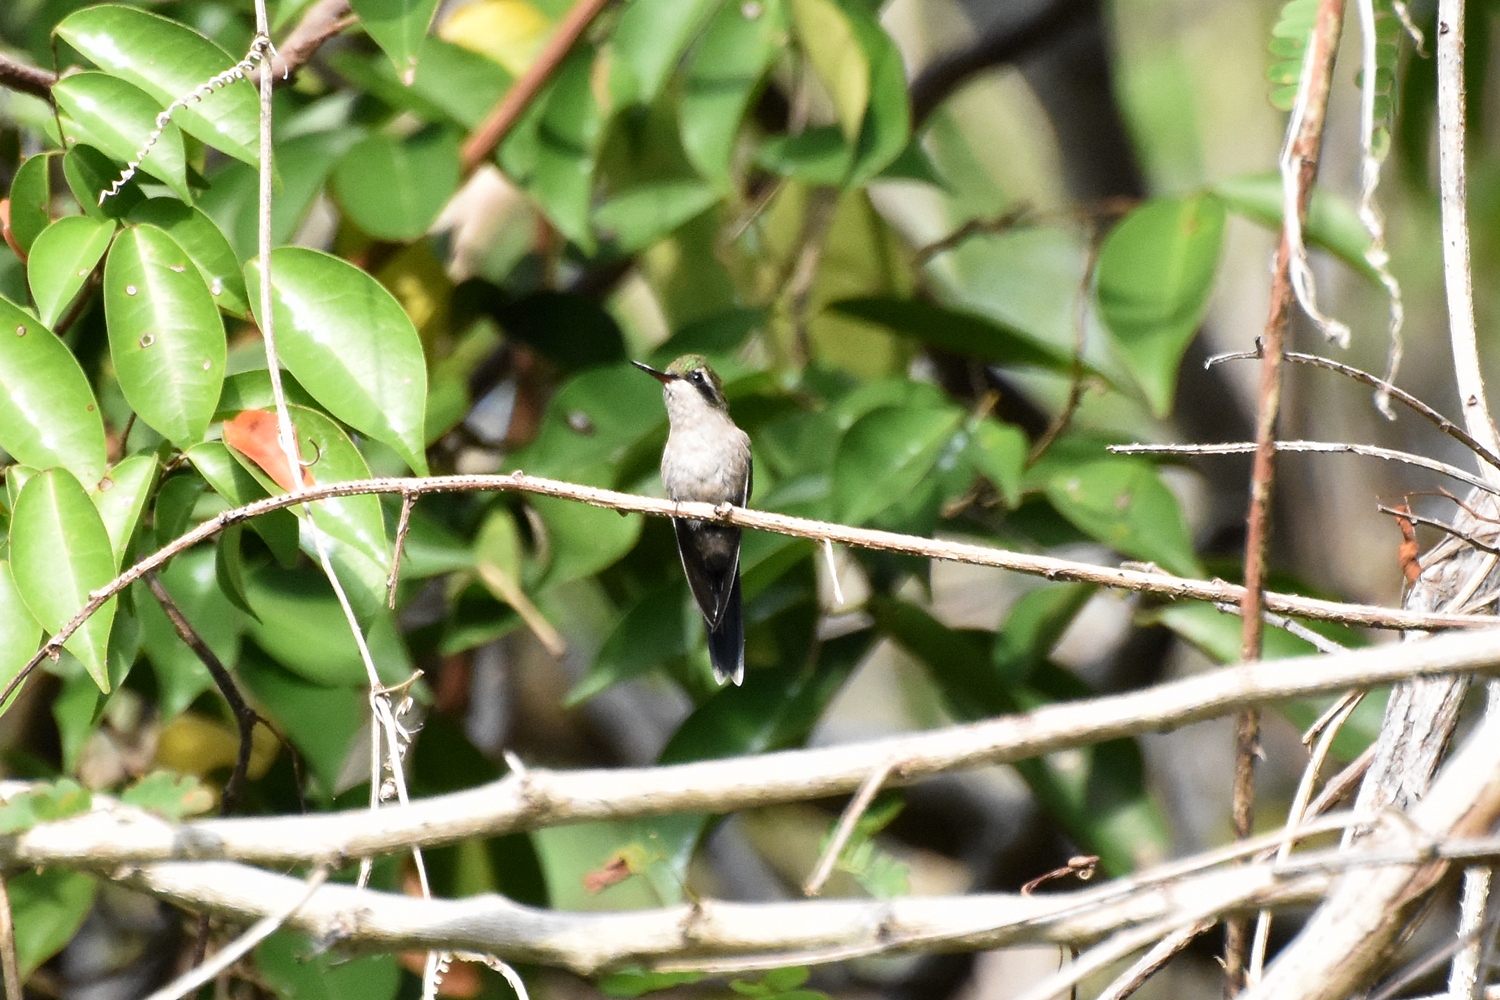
left=707, top=571, right=744, bottom=685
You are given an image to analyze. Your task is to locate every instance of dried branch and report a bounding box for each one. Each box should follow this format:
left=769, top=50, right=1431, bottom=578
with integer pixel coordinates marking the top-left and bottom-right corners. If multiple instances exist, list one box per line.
left=0, top=53, right=56, bottom=101
left=0, top=875, right=19, bottom=1000
left=13, top=625, right=1500, bottom=871
left=1094, top=918, right=1215, bottom=1000
left=803, top=759, right=895, bottom=897
left=459, top=0, right=614, bottom=173
left=259, top=0, right=354, bottom=83
left=2, top=470, right=1495, bottom=714
left=1233, top=0, right=1344, bottom=985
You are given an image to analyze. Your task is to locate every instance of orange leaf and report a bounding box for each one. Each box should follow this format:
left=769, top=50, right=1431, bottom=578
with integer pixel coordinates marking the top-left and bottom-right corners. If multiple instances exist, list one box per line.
left=222, top=409, right=312, bottom=492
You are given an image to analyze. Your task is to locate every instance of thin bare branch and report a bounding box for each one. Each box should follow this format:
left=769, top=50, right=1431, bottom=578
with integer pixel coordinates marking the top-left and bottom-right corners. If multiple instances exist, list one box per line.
left=1093, top=918, right=1215, bottom=1000
left=0, top=874, right=20, bottom=1000
left=803, top=759, right=895, bottom=896
left=0, top=53, right=56, bottom=101
left=258, top=0, right=354, bottom=83
left=388, top=490, right=417, bottom=609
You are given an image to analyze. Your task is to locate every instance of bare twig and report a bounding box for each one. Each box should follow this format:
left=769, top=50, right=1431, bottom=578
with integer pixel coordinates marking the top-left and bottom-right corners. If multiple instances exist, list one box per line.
left=387, top=491, right=416, bottom=609
left=1377, top=503, right=1500, bottom=559
left=459, top=0, right=615, bottom=173
left=1093, top=918, right=1215, bottom=1000
left=16, top=629, right=1500, bottom=871
left=3, top=470, right=1498, bottom=716
left=0, top=874, right=20, bottom=1000
left=1449, top=864, right=1493, bottom=999
left=257, top=0, right=354, bottom=83
left=0, top=53, right=56, bottom=101
left=140, top=866, right=328, bottom=1000
left=803, top=760, right=896, bottom=896
left=1232, top=0, right=1345, bottom=987
left=1111, top=441, right=1500, bottom=499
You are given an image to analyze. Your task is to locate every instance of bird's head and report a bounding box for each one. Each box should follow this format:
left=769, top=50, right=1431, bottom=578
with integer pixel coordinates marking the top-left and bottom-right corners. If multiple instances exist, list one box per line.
left=633, top=355, right=729, bottom=415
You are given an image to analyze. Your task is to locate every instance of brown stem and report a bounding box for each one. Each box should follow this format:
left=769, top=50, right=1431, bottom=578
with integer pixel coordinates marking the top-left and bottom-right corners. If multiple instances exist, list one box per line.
left=1228, top=0, right=1346, bottom=990
left=459, top=0, right=615, bottom=173
left=0, top=873, right=20, bottom=1000
left=0, top=53, right=56, bottom=101
left=255, top=0, right=355, bottom=84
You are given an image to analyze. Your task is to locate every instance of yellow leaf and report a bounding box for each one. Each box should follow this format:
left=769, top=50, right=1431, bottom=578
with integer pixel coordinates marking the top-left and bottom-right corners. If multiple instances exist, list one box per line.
left=440, top=0, right=551, bottom=76
left=790, top=0, right=869, bottom=142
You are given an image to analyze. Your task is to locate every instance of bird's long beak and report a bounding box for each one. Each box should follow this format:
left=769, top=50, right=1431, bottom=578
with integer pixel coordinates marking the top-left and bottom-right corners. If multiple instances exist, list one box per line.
left=632, top=360, right=675, bottom=384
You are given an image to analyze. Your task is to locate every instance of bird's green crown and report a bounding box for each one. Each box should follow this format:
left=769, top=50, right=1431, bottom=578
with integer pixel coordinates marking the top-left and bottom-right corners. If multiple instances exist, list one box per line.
left=666, top=354, right=725, bottom=402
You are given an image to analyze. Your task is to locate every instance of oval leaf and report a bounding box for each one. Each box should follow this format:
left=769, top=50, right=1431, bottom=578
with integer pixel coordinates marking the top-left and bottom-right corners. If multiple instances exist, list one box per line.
left=790, top=0, right=868, bottom=142
left=245, top=248, right=429, bottom=473
left=127, top=200, right=250, bottom=317
left=52, top=72, right=190, bottom=202
left=10, top=468, right=118, bottom=690
left=828, top=297, right=1075, bottom=373
left=56, top=6, right=260, bottom=165
left=7, top=154, right=56, bottom=255
left=0, top=296, right=107, bottom=485
left=26, top=216, right=115, bottom=327
left=330, top=128, right=461, bottom=241
left=680, top=0, right=784, bottom=189
left=91, top=454, right=159, bottom=568
left=350, top=0, right=442, bottom=83
left=834, top=405, right=963, bottom=525
left=1095, top=194, right=1226, bottom=416
left=0, top=560, right=42, bottom=710
left=105, top=224, right=227, bottom=445
left=1044, top=459, right=1202, bottom=578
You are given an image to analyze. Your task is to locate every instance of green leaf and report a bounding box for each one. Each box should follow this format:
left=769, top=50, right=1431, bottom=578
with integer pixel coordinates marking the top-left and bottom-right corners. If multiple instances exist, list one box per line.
left=127, top=199, right=251, bottom=317
left=91, top=454, right=159, bottom=567
left=237, top=648, right=364, bottom=796
left=245, top=248, right=429, bottom=473
left=0, top=298, right=106, bottom=485
left=56, top=5, right=260, bottom=165
left=26, top=215, right=116, bottom=327
left=509, top=47, right=603, bottom=249
left=330, top=127, right=461, bottom=241
left=598, top=968, right=705, bottom=998
left=53, top=72, right=191, bottom=202
left=1095, top=194, right=1226, bottom=415
left=828, top=297, right=1075, bottom=372
left=790, top=0, right=868, bottom=142
left=411, top=36, right=514, bottom=129
left=833, top=404, right=962, bottom=525
left=186, top=441, right=301, bottom=565
left=120, top=770, right=215, bottom=819
left=105, top=224, right=227, bottom=445
left=991, top=583, right=1095, bottom=684
left=350, top=0, right=442, bottom=83
left=843, top=1, right=909, bottom=185
left=968, top=416, right=1026, bottom=507
left=1044, top=459, right=1202, bottom=578
left=529, top=467, right=643, bottom=588
left=756, top=125, right=852, bottom=185
left=64, top=144, right=144, bottom=220
left=508, top=363, right=664, bottom=480
left=10, top=468, right=118, bottom=690
left=1212, top=173, right=1378, bottom=282
left=680, top=0, right=784, bottom=189
left=610, top=0, right=722, bottom=106
left=567, top=580, right=688, bottom=704
left=0, top=561, right=42, bottom=711
left=11, top=869, right=96, bottom=980
left=139, top=544, right=242, bottom=718
left=594, top=181, right=720, bottom=253
left=7, top=153, right=56, bottom=255
left=0, top=779, right=91, bottom=834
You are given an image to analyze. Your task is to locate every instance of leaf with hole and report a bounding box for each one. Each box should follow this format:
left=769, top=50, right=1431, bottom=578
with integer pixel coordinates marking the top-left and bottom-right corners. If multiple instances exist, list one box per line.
left=0, top=296, right=107, bottom=486
left=53, top=72, right=191, bottom=202
left=246, top=248, right=429, bottom=473
left=127, top=199, right=250, bottom=317
left=90, top=454, right=158, bottom=568
left=105, top=224, right=227, bottom=445
left=1094, top=194, right=1225, bottom=416
left=26, top=215, right=116, bottom=327
left=10, top=468, right=118, bottom=690
left=56, top=5, right=260, bottom=165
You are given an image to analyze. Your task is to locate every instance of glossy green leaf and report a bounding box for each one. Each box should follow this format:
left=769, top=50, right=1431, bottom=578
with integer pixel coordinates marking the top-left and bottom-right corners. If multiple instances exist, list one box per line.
left=56, top=5, right=260, bottom=165
left=991, top=583, right=1095, bottom=684
left=53, top=72, right=191, bottom=201
left=756, top=125, right=852, bottom=185
left=530, top=467, right=643, bottom=588
left=509, top=47, right=602, bottom=249
left=0, top=561, right=41, bottom=710
left=967, top=416, right=1026, bottom=507
left=828, top=297, right=1074, bottom=373
left=120, top=771, right=215, bottom=819
left=105, top=224, right=227, bottom=445
left=595, top=181, right=720, bottom=253
left=11, top=869, right=97, bottom=980
left=833, top=404, right=962, bottom=525
left=246, top=248, right=429, bottom=473
left=411, top=36, right=514, bottom=129
left=1212, top=172, right=1379, bottom=282
left=237, top=647, right=364, bottom=797
left=152, top=472, right=205, bottom=549
left=139, top=544, right=242, bottom=719
left=10, top=468, right=118, bottom=690
left=567, top=580, right=689, bottom=704
left=508, top=363, right=663, bottom=480
left=91, top=454, right=158, bottom=567
left=0, top=297, right=106, bottom=485
left=790, top=0, right=868, bottom=142
left=127, top=199, right=250, bottom=317
left=331, top=127, right=460, bottom=241
left=843, top=0, right=909, bottom=185
left=611, top=0, right=721, bottom=106
left=1044, top=459, right=1202, bottom=578
left=350, top=0, right=442, bottom=83
left=26, top=215, right=116, bottom=327
left=680, top=0, right=784, bottom=189
left=185, top=441, right=301, bottom=565
left=1095, top=194, right=1226, bottom=415
left=64, top=145, right=144, bottom=220
left=7, top=153, right=55, bottom=255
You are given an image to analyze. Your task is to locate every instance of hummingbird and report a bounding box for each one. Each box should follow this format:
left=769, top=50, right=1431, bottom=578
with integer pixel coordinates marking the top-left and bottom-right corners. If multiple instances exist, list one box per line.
left=633, top=355, right=752, bottom=685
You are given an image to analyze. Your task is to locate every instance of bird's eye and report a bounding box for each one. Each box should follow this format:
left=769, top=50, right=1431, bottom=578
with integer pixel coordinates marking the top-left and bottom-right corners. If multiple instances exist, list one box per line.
left=690, top=371, right=704, bottom=384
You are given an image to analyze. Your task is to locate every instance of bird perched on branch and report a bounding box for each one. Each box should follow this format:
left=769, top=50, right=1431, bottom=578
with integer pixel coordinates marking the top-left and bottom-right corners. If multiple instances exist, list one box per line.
left=634, top=355, right=751, bottom=685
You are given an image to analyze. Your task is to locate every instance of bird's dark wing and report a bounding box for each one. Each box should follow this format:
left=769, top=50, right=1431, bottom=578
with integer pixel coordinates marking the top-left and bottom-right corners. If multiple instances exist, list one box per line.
left=673, top=519, right=741, bottom=629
